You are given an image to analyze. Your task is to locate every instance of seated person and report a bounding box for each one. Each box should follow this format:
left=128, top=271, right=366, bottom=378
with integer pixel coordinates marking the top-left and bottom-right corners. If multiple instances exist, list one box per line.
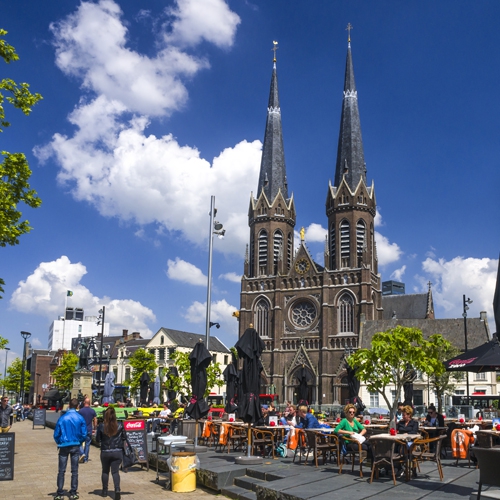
left=334, top=403, right=371, bottom=461
left=397, top=405, right=419, bottom=434
left=256, top=405, right=270, bottom=426
left=295, top=405, right=322, bottom=429
left=423, top=405, right=444, bottom=428
left=159, top=402, right=171, bottom=420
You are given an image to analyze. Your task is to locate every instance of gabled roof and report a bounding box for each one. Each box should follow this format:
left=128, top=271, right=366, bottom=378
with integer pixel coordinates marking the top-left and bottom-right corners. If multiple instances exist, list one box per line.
left=157, top=327, right=230, bottom=353
left=382, top=294, right=429, bottom=320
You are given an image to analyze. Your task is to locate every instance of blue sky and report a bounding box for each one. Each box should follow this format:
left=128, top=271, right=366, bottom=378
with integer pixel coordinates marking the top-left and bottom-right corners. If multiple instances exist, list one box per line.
left=2, top=0, right=499, bottom=372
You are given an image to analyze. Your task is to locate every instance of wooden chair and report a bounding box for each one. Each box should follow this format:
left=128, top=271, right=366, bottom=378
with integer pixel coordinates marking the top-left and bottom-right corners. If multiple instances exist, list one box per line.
left=251, top=429, right=275, bottom=458
left=210, top=422, right=223, bottom=451
left=471, top=447, right=500, bottom=500
left=474, top=430, right=494, bottom=449
left=451, top=428, right=474, bottom=467
left=304, top=430, right=342, bottom=470
left=226, top=424, right=247, bottom=453
left=342, top=436, right=369, bottom=477
left=369, top=437, right=405, bottom=485
left=292, top=429, right=308, bottom=464
left=411, top=435, right=446, bottom=480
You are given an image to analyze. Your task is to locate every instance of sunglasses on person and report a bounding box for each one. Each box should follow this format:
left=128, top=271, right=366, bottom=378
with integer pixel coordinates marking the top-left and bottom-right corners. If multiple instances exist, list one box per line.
left=348, top=410, right=356, bottom=414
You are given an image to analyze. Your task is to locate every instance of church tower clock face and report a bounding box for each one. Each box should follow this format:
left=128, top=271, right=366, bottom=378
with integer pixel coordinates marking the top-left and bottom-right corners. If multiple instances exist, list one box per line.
left=295, top=258, right=310, bottom=274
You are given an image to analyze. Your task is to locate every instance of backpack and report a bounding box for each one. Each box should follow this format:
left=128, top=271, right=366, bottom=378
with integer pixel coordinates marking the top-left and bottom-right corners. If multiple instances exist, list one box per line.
left=275, top=443, right=287, bottom=458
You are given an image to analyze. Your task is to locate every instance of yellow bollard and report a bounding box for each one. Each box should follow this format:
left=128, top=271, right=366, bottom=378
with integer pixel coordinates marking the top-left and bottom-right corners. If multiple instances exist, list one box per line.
left=170, top=452, right=197, bottom=492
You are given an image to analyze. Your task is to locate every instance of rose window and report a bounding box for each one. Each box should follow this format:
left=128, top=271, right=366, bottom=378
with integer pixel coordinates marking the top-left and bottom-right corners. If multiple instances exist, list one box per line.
left=291, top=301, right=317, bottom=327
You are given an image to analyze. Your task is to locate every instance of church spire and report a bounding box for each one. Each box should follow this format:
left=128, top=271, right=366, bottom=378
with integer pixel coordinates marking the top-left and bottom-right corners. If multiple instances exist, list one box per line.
left=334, top=30, right=367, bottom=190
left=257, top=41, right=288, bottom=201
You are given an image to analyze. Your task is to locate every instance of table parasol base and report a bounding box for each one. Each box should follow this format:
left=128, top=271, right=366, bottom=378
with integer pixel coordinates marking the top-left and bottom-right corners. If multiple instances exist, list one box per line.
left=182, top=444, right=208, bottom=453
left=235, top=456, right=263, bottom=465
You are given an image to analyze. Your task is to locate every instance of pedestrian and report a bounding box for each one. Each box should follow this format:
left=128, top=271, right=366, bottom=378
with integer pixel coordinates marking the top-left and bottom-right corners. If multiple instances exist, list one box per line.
left=53, top=397, right=87, bottom=500
left=96, top=406, right=126, bottom=500
left=78, top=397, right=97, bottom=463
left=0, top=396, right=13, bottom=432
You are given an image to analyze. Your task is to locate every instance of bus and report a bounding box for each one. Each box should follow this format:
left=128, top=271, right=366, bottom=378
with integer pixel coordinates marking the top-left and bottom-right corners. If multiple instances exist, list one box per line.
left=451, top=395, right=500, bottom=409
left=259, top=394, right=279, bottom=406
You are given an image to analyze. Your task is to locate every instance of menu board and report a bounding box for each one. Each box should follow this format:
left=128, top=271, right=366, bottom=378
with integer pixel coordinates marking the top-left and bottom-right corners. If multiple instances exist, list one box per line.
left=123, top=420, right=148, bottom=470
left=0, top=433, right=15, bottom=481
left=33, top=408, right=46, bottom=428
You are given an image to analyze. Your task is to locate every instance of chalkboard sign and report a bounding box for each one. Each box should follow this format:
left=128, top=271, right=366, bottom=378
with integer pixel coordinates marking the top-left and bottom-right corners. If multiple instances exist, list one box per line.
left=32, top=408, right=46, bottom=429
left=0, top=432, right=15, bottom=481
left=123, top=420, right=148, bottom=470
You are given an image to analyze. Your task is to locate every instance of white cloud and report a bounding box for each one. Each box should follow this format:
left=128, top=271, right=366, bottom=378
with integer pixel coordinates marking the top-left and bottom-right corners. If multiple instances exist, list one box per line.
left=219, top=272, right=241, bottom=283
left=390, top=265, right=406, bottom=281
left=304, top=223, right=327, bottom=243
left=374, top=206, right=384, bottom=227
left=164, top=0, right=241, bottom=48
left=31, top=338, right=43, bottom=348
left=375, top=231, right=402, bottom=266
left=183, top=298, right=238, bottom=336
left=420, top=256, right=498, bottom=320
left=10, top=256, right=156, bottom=336
left=167, top=258, right=206, bottom=286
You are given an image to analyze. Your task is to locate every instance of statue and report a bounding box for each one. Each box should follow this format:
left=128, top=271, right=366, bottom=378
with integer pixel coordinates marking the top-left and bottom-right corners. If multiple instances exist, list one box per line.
left=77, top=340, right=89, bottom=370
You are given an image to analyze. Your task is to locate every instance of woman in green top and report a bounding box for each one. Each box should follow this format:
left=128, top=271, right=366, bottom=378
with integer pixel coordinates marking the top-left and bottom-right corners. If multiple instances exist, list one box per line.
left=334, top=403, right=372, bottom=461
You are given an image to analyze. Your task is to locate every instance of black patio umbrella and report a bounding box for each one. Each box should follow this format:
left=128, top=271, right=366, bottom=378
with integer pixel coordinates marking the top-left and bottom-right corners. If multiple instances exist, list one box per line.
left=166, top=367, right=178, bottom=402
left=148, top=381, right=155, bottom=404
left=445, top=340, right=500, bottom=373
left=234, top=326, right=265, bottom=424
left=223, top=362, right=239, bottom=413
left=346, top=365, right=360, bottom=402
left=295, top=365, right=312, bottom=404
left=185, top=341, right=212, bottom=420
left=44, top=388, right=64, bottom=403
left=139, top=371, right=150, bottom=406
left=493, top=253, right=500, bottom=337
left=403, top=366, right=417, bottom=406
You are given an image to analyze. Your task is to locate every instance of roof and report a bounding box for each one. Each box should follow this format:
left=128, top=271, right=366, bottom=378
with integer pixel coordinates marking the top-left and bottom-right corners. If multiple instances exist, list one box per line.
left=158, top=327, right=230, bottom=353
left=361, top=318, right=491, bottom=350
left=382, top=293, right=428, bottom=320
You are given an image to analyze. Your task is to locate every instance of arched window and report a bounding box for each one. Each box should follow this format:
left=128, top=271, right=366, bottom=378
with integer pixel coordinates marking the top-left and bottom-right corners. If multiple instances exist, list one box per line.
left=160, top=336, right=164, bottom=345
left=287, top=233, right=292, bottom=270
left=340, top=220, right=350, bottom=268
left=255, top=299, right=270, bottom=337
left=356, top=219, right=366, bottom=267
left=273, top=230, right=283, bottom=275
left=329, top=221, right=336, bottom=269
left=370, top=223, right=375, bottom=270
left=338, top=293, right=354, bottom=333
left=249, top=232, right=255, bottom=277
left=258, top=230, right=268, bottom=275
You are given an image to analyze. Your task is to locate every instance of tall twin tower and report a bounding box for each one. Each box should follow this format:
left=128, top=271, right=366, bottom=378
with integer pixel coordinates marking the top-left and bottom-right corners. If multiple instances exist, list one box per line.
left=238, top=39, right=383, bottom=405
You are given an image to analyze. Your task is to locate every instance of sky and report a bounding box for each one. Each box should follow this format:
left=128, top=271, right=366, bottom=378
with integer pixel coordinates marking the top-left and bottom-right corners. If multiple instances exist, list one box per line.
left=1, top=0, right=500, bottom=373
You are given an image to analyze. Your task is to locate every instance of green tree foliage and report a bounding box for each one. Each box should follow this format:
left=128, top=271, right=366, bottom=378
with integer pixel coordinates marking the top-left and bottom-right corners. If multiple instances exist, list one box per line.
left=0, top=357, right=31, bottom=394
left=0, top=335, right=7, bottom=350
left=0, top=29, right=42, bottom=298
left=52, top=352, right=78, bottom=390
left=128, top=348, right=157, bottom=391
left=348, top=326, right=446, bottom=418
left=164, top=350, right=224, bottom=399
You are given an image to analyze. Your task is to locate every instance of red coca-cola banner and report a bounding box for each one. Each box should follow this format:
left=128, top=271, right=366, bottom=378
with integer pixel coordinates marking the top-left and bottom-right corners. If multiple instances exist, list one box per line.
left=124, top=420, right=145, bottom=431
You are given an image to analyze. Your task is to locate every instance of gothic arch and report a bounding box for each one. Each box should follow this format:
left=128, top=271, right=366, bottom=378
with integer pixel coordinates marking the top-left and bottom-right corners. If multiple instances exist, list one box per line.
left=337, top=290, right=356, bottom=334
left=252, top=295, right=272, bottom=338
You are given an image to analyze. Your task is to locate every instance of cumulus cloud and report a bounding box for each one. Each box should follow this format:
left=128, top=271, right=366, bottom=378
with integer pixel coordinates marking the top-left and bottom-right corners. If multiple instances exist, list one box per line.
left=183, top=298, right=238, bottom=337
left=10, top=256, right=156, bottom=336
left=390, top=265, right=406, bottom=281
left=375, top=231, right=402, bottom=266
left=167, top=258, right=206, bottom=285
left=36, top=0, right=255, bottom=256
left=374, top=206, right=384, bottom=227
left=219, top=272, right=241, bottom=283
left=419, top=256, right=498, bottom=319
left=304, top=223, right=327, bottom=243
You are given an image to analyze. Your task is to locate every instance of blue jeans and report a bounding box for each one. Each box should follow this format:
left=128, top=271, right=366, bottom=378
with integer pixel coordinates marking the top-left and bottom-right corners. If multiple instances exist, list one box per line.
left=57, top=445, right=80, bottom=495
left=79, top=432, right=92, bottom=462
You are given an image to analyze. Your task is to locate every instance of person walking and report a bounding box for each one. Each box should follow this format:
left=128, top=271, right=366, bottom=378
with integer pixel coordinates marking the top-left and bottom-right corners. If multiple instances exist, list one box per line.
left=53, top=398, right=87, bottom=500
left=96, top=406, right=126, bottom=499
left=78, top=397, right=97, bottom=463
left=0, top=396, right=13, bottom=432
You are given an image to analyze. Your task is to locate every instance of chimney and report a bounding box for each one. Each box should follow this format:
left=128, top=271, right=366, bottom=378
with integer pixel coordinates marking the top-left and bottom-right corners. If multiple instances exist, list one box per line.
left=480, top=311, right=487, bottom=322
left=122, top=329, right=128, bottom=340
left=132, top=332, right=141, bottom=339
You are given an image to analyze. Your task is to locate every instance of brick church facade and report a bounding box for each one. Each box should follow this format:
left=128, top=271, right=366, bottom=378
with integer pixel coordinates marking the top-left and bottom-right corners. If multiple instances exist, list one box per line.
left=238, top=39, right=383, bottom=406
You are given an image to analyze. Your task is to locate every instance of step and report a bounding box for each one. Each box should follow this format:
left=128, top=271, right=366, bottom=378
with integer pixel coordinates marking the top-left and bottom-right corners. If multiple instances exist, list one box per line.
left=221, top=484, right=258, bottom=500
left=470, top=490, right=500, bottom=500
left=234, top=475, right=267, bottom=492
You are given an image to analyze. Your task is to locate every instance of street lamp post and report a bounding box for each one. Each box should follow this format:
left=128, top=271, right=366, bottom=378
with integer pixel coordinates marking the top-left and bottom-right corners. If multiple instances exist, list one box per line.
left=205, top=195, right=225, bottom=350
left=97, top=307, right=106, bottom=398
left=463, top=295, right=473, bottom=412
left=2, top=347, right=10, bottom=397
left=19, top=331, right=31, bottom=403
left=35, top=373, right=41, bottom=406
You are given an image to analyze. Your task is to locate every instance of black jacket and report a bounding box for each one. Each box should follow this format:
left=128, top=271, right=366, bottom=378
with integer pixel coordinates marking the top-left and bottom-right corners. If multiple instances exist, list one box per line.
left=96, top=422, right=126, bottom=452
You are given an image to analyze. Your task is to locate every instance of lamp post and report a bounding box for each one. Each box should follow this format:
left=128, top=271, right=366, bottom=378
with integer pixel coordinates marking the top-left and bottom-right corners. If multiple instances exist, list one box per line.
left=97, top=307, right=106, bottom=398
left=463, top=295, right=473, bottom=411
left=2, top=347, right=10, bottom=397
left=19, top=331, right=31, bottom=403
left=35, top=373, right=41, bottom=407
left=205, top=195, right=225, bottom=350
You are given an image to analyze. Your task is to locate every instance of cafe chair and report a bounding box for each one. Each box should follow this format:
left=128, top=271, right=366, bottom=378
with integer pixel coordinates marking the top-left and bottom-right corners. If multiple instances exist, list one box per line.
left=451, top=428, right=474, bottom=468
left=474, top=430, right=494, bottom=449
left=292, top=429, right=308, bottom=464
left=226, top=424, right=247, bottom=454
left=411, top=435, right=446, bottom=480
left=472, top=447, right=500, bottom=500
left=342, top=436, right=369, bottom=477
left=304, top=430, right=342, bottom=470
left=369, top=436, right=405, bottom=485
left=252, top=429, right=275, bottom=458
left=210, top=422, right=223, bottom=451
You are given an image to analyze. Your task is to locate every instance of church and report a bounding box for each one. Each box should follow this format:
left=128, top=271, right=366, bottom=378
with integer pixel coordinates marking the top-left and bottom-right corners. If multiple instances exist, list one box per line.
left=238, top=35, right=384, bottom=406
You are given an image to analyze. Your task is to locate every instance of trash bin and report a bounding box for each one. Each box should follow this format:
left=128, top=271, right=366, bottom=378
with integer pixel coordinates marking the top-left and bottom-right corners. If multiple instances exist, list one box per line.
left=168, top=451, right=198, bottom=492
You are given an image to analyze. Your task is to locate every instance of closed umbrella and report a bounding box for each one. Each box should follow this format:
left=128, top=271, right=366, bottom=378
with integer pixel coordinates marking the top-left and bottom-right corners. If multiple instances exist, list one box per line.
left=403, top=366, right=416, bottom=406
left=102, top=372, right=115, bottom=404
left=185, top=341, right=211, bottom=420
left=153, top=376, right=161, bottom=405
left=223, top=362, right=239, bottom=413
left=295, top=365, right=311, bottom=404
left=346, top=365, right=360, bottom=402
left=140, top=372, right=150, bottom=406
left=148, top=381, right=155, bottom=404
left=166, top=367, right=178, bottom=402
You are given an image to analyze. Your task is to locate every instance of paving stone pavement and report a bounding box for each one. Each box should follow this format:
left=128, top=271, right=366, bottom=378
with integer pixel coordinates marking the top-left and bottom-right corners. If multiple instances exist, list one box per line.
left=3, top=419, right=220, bottom=500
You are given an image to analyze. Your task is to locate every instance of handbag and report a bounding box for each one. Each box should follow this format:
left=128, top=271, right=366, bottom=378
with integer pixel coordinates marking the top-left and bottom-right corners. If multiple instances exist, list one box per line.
left=122, top=433, right=138, bottom=468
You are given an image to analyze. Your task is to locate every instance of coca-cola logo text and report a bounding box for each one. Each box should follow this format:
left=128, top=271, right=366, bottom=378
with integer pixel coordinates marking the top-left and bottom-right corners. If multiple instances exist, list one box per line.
left=449, top=357, right=478, bottom=368
left=124, top=420, right=145, bottom=431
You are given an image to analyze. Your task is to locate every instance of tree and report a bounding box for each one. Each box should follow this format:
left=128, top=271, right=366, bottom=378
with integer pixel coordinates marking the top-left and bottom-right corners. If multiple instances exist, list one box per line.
left=348, top=326, right=447, bottom=418
left=164, top=350, right=224, bottom=399
left=0, top=335, right=7, bottom=350
left=0, top=357, right=31, bottom=395
left=52, top=352, right=78, bottom=390
left=0, top=29, right=42, bottom=298
left=127, top=348, right=157, bottom=392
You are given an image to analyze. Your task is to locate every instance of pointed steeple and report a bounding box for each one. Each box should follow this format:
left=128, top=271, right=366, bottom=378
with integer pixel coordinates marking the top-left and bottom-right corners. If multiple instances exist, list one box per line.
left=334, top=37, right=367, bottom=190
left=257, top=46, right=288, bottom=201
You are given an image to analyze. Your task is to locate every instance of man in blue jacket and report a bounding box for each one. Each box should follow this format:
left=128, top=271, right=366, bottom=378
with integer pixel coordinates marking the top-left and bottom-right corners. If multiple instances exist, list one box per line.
left=53, top=398, right=87, bottom=500
left=295, top=405, right=322, bottom=429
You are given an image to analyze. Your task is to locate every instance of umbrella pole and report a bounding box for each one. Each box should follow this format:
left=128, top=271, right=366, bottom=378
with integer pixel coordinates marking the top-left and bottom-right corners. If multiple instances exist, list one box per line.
left=247, top=423, right=252, bottom=458
left=195, top=419, right=199, bottom=447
